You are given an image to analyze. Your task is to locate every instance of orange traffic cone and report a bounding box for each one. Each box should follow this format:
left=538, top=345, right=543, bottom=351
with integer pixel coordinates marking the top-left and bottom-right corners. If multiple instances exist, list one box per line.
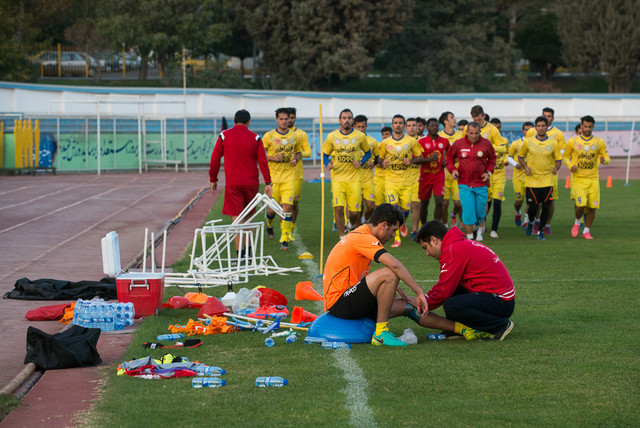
left=565, top=176, right=571, bottom=189
left=606, top=176, right=612, bottom=188
left=291, top=306, right=318, bottom=323
left=295, top=281, right=323, bottom=301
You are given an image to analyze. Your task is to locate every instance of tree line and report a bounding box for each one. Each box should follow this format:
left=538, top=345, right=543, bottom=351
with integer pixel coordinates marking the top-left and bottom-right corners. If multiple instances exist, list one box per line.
left=1, top=0, right=638, bottom=92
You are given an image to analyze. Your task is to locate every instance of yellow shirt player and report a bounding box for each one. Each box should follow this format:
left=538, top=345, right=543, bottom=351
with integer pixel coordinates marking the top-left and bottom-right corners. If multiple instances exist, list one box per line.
left=374, top=127, right=392, bottom=206
left=517, top=116, right=562, bottom=240
left=485, top=118, right=509, bottom=238
left=287, top=108, right=312, bottom=241
left=323, top=109, right=371, bottom=239
left=564, top=115, right=610, bottom=240
left=465, top=105, right=502, bottom=146
left=354, top=115, right=380, bottom=221
left=263, top=108, right=302, bottom=249
left=438, top=111, right=463, bottom=227
left=508, top=122, right=534, bottom=227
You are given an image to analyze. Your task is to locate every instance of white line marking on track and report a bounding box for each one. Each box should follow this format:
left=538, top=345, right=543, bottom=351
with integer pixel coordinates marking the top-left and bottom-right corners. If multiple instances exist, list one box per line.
left=0, top=186, right=165, bottom=282
left=0, top=186, right=35, bottom=196
left=0, top=186, right=83, bottom=211
left=292, top=236, right=376, bottom=427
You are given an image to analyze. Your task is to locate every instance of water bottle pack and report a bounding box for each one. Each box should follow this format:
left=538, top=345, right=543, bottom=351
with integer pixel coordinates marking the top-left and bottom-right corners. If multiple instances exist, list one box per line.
left=255, top=376, right=288, bottom=387
left=73, top=298, right=135, bottom=331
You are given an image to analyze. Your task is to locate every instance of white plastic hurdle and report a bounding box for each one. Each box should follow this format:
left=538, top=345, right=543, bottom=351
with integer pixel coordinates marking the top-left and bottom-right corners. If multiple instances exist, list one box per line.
left=163, top=193, right=302, bottom=288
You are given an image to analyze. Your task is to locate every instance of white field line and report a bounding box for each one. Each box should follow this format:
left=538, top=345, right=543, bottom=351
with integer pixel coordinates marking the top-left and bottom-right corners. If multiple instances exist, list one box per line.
left=415, top=278, right=637, bottom=283
left=292, top=237, right=377, bottom=428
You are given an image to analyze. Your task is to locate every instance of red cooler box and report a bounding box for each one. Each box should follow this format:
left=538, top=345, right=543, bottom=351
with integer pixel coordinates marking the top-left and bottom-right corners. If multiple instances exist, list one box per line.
left=116, top=273, right=165, bottom=318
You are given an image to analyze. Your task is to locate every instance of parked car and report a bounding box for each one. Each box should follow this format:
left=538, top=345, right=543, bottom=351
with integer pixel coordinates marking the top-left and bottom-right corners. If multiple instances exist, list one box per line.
left=30, top=51, right=98, bottom=77
left=100, top=52, right=141, bottom=72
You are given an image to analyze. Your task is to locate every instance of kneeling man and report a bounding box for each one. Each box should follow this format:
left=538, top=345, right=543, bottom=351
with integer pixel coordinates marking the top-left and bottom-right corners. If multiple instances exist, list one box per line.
left=415, top=220, right=516, bottom=340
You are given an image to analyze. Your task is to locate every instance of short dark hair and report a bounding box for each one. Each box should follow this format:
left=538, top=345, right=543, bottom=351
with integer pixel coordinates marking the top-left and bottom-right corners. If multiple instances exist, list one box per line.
left=581, top=115, right=595, bottom=125
left=470, top=105, right=484, bottom=117
left=542, top=107, right=555, bottom=116
left=535, top=116, right=548, bottom=126
left=416, top=117, right=426, bottom=126
left=275, top=107, right=289, bottom=118
left=339, top=108, right=353, bottom=119
left=523, top=121, right=534, bottom=129
left=406, top=117, right=417, bottom=123
left=426, top=117, right=439, bottom=127
left=458, top=119, right=469, bottom=127
left=234, top=109, right=251, bottom=124
left=354, top=114, right=368, bottom=124
left=467, top=121, right=481, bottom=131
left=287, top=107, right=297, bottom=116
left=575, top=124, right=582, bottom=132
left=490, top=118, right=501, bottom=125
left=416, top=220, right=448, bottom=243
left=381, top=126, right=392, bottom=135
left=392, top=114, right=405, bottom=124
left=439, top=111, right=453, bottom=125
left=369, top=203, right=404, bottom=227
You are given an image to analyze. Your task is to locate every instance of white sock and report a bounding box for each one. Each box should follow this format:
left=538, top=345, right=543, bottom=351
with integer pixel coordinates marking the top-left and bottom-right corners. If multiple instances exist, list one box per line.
left=575, top=218, right=581, bottom=226
left=524, top=214, right=529, bottom=222
left=466, top=233, right=474, bottom=239
left=583, top=227, right=590, bottom=234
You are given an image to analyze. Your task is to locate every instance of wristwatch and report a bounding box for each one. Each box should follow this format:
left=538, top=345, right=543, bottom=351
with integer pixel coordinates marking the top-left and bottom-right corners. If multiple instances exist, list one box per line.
left=265, top=182, right=272, bottom=186
left=486, top=172, right=492, bottom=177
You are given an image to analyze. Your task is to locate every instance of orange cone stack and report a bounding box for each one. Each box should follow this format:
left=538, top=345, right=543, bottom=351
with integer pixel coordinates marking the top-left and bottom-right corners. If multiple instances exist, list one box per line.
left=295, top=281, right=323, bottom=301
left=606, top=176, right=612, bottom=188
left=565, top=176, right=571, bottom=188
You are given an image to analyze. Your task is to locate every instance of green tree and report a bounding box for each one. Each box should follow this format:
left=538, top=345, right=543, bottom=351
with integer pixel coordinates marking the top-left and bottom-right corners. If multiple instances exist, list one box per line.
left=515, top=10, right=563, bottom=84
left=557, top=0, right=640, bottom=93
left=237, top=0, right=412, bottom=90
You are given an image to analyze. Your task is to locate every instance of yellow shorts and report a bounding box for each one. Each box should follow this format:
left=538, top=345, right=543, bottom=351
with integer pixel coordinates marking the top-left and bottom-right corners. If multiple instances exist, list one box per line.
left=513, top=176, right=525, bottom=202
left=273, top=181, right=295, bottom=206
left=573, top=177, right=600, bottom=209
left=374, top=175, right=386, bottom=206
left=444, top=177, right=460, bottom=201
left=552, top=174, right=559, bottom=201
left=489, top=174, right=506, bottom=201
left=332, top=180, right=362, bottom=212
left=362, top=176, right=375, bottom=202
left=385, top=181, right=411, bottom=211
left=294, top=178, right=303, bottom=201
left=411, top=180, right=420, bottom=203
left=570, top=173, right=575, bottom=200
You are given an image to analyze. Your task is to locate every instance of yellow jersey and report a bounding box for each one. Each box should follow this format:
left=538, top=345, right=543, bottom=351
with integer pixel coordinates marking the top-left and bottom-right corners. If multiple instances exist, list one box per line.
left=439, top=129, right=463, bottom=179
left=527, top=125, right=566, bottom=150
left=379, top=134, right=424, bottom=186
left=290, top=127, right=312, bottom=180
left=374, top=140, right=386, bottom=180
left=564, top=134, right=610, bottom=179
left=262, top=128, right=301, bottom=184
left=493, top=135, right=509, bottom=178
left=362, top=134, right=380, bottom=182
left=508, top=137, right=526, bottom=181
left=518, top=135, right=562, bottom=188
left=323, top=128, right=370, bottom=182
left=464, top=121, right=501, bottom=146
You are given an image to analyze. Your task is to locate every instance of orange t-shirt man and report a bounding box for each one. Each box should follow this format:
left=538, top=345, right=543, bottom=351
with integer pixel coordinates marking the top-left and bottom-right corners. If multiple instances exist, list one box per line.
left=323, top=224, right=387, bottom=311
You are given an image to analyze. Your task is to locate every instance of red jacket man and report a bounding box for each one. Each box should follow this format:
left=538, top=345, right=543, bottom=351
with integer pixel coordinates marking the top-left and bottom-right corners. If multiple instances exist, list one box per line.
left=416, top=221, right=515, bottom=341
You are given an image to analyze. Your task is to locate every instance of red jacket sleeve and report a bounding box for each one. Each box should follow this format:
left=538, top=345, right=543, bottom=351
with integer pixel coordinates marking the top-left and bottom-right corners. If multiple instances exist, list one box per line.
left=426, top=246, right=466, bottom=309
left=486, top=141, right=496, bottom=174
left=209, top=135, right=224, bottom=183
left=446, top=142, right=458, bottom=174
left=256, top=136, right=271, bottom=183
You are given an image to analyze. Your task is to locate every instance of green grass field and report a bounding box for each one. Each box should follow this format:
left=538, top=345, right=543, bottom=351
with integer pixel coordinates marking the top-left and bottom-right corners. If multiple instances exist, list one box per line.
left=80, top=179, right=640, bottom=427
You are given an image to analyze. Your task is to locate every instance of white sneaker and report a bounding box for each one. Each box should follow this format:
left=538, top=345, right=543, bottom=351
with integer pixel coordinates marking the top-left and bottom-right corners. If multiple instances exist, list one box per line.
left=490, top=231, right=499, bottom=239
left=476, top=230, right=483, bottom=241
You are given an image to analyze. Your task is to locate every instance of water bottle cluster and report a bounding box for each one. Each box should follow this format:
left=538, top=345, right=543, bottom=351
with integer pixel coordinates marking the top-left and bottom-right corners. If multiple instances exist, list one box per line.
left=73, top=298, right=134, bottom=331
left=191, top=364, right=227, bottom=388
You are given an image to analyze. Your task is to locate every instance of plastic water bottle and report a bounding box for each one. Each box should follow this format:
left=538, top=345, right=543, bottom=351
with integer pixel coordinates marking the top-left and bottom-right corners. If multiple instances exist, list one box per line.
left=304, top=336, right=325, bottom=344
left=114, top=303, right=125, bottom=330
left=427, top=333, right=447, bottom=340
left=286, top=334, right=297, bottom=344
left=322, top=341, right=351, bottom=349
left=88, top=302, right=99, bottom=329
left=157, top=333, right=183, bottom=341
left=192, top=377, right=226, bottom=388
left=264, top=337, right=275, bottom=347
left=255, top=376, right=288, bottom=387
left=194, top=364, right=226, bottom=376
left=124, top=302, right=135, bottom=326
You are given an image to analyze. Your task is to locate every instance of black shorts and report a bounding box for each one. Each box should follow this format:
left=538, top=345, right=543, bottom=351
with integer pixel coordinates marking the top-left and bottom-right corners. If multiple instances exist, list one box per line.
left=526, top=186, right=553, bottom=205
left=328, top=277, right=378, bottom=321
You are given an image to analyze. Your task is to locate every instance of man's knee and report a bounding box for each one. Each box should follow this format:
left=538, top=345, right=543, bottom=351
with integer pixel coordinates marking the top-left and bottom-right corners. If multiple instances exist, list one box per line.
left=367, top=267, right=399, bottom=292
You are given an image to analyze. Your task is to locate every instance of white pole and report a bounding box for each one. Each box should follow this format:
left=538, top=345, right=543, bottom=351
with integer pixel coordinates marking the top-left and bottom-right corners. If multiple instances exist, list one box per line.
left=150, top=232, right=155, bottom=273
left=161, top=229, right=167, bottom=275
left=137, top=103, right=142, bottom=174
left=143, top=228, right=148, bottom=273
left=625, top=120, right=635, bottom=186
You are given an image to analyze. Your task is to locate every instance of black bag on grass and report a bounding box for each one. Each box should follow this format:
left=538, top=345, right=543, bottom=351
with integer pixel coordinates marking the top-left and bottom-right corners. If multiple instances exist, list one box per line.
left=24, top=325, right=102, bottom=370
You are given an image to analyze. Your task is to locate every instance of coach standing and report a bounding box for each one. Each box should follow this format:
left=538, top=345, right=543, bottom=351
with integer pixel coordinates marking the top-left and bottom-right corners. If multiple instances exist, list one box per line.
left=209, top=109, right=273, bottom=257
left=446, top=121, right=496, bottom=241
